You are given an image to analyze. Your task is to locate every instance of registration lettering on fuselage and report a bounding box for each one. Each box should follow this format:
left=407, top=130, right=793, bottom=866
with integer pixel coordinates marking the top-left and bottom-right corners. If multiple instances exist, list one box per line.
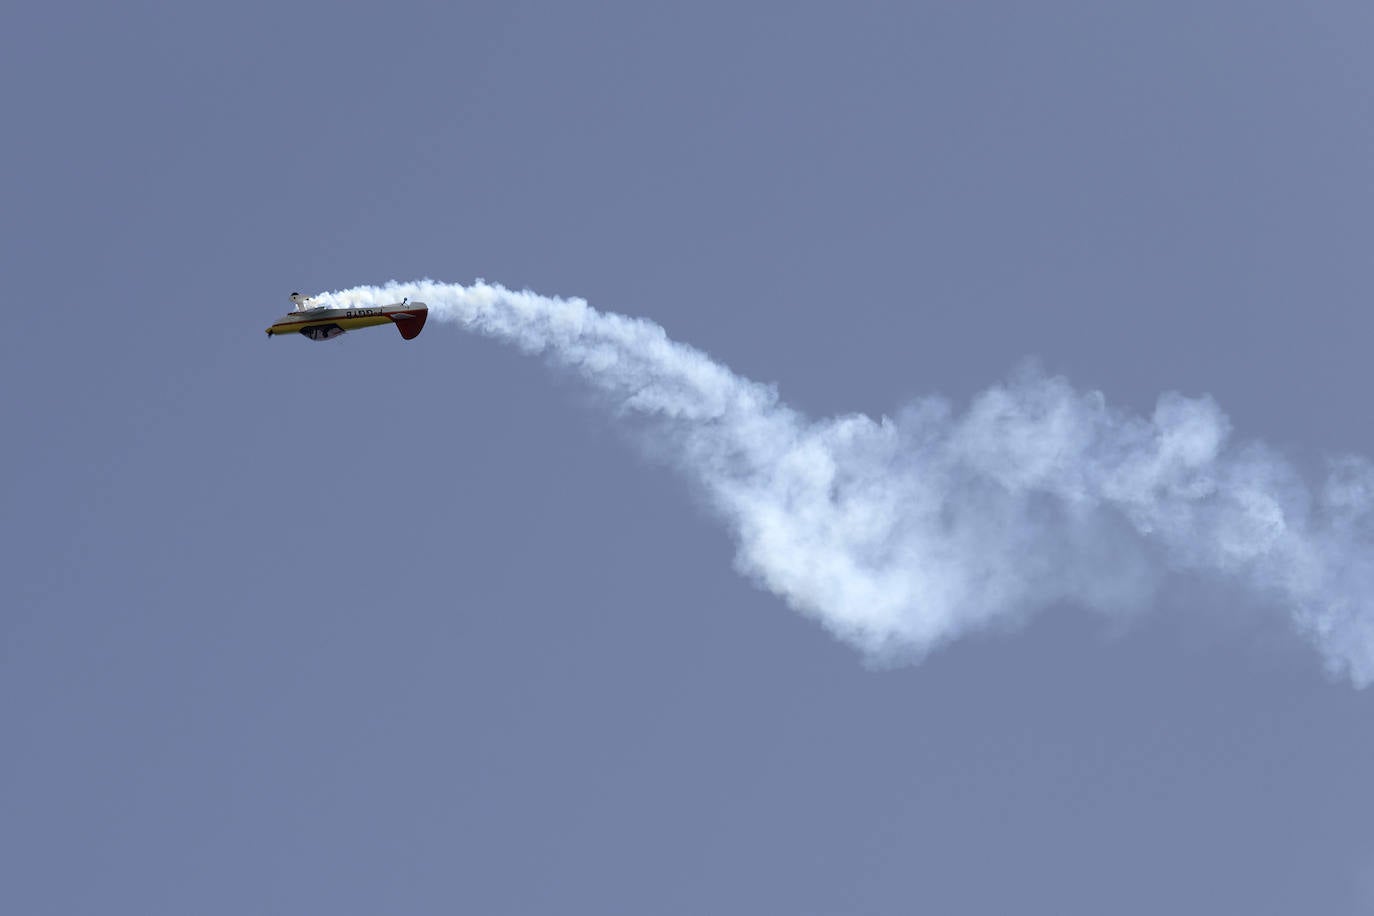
left=344, top=309, right=382, bottom=318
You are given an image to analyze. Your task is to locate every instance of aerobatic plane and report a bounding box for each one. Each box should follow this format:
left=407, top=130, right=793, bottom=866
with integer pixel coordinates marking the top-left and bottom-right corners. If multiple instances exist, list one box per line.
left=265, top=292, right=428, bottom=341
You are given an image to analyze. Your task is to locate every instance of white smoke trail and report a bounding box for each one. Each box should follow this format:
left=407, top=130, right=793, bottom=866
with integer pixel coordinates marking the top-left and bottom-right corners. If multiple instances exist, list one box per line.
left=320, top=279, right=1374, bottom=685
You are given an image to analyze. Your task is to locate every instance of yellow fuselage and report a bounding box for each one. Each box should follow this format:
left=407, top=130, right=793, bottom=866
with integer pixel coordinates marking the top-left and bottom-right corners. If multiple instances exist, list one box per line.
left=265, top=300, right=428, bottom=341
left=266, top=309, right=390, bottom=335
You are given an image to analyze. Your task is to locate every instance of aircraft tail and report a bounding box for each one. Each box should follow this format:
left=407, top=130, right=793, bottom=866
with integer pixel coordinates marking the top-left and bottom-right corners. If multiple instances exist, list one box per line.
left=393, top=304, right=428, bottom=340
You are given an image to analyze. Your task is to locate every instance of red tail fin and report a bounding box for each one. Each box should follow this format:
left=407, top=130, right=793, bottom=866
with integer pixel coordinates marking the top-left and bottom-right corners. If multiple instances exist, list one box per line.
left=393, top=306, right=428, bottom=340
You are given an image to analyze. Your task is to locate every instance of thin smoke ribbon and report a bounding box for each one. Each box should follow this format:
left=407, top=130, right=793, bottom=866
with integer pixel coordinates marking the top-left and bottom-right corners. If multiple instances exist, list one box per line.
left=318, top=279, right=1374, bottom=686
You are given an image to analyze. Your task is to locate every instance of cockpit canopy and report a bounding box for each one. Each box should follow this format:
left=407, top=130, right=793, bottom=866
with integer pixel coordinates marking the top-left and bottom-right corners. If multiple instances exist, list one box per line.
left=299, top=324, right=344, bottom=341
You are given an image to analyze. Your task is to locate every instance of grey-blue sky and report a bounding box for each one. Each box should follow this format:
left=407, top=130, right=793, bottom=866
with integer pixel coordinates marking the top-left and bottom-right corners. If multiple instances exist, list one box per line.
left=5, top=2, right=1374, bottom=913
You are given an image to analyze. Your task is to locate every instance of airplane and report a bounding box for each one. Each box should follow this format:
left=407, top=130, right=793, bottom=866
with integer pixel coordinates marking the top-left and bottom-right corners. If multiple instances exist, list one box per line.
left=265, top=292, right=428, bottom=341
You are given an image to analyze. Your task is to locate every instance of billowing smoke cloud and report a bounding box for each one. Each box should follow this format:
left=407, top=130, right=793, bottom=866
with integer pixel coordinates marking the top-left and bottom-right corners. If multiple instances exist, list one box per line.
left=320, top=280, right=1374, bottom=685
